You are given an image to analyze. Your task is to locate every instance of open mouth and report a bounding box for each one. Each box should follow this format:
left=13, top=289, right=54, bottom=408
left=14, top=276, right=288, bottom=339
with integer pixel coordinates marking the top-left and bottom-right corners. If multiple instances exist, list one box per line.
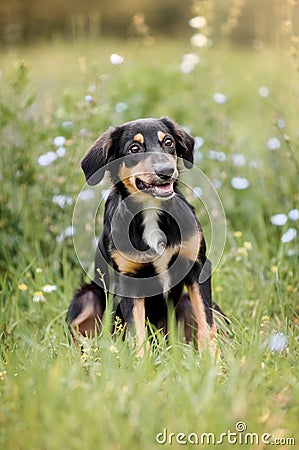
left=135, top=178, right=175, bottom=199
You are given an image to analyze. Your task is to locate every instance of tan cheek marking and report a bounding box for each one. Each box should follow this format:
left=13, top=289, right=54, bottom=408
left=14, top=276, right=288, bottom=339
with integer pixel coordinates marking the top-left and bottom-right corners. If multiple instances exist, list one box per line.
left=157, top=131, right=166, bottom=142
left=133, top=133, right=144, bottom=144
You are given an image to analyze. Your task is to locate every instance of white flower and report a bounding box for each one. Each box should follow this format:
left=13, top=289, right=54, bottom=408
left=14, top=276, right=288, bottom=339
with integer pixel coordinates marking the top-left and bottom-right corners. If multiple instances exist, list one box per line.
left=258, top=86, right=270, bottom=98
left=288, top=209, right=299, bottom=221
left=188, top=16, right=207, bottom=29
left=281, top=228, right=297, bottom=243
left=267, top=137, right=281, bottom=151
left=230, top=177, right=250, bottom=190
left=266, top=332, right=288, bottom=353
left=194, top=149, right=203, bottom=163
left=194, top=136, right=204, bottom=150
left=53, top=136, right=66, bottom=147
left=277, top=118, right=285, bottom=129
left=190, top=33, right=208, bottom=48
left=115, top=102, right=128, bottom=114
left=78, top=189, right=95, bottom=201
left=212, top=178, right=222, bottom=189
left=232, top=154, right=246, bottom=166
left=33, top=291, right=46, bottom=303
left=37, top=152, right=58, bottom=166
left=270, top=213, right=288, bottom=226
left=85, top=94, right=93, bottom=103
left=42, top=284, right=57, bottom=293
left=57, top=226, right=76, bottom=243
left=180, top=53, right=200, bottom=74
left=56, top=147, right=66, bottom=157
left=208, top=150, right=226, bottom=161
left=249, top=160, right=258, bottom=169
left=110, top=53, right=124, bottom=65
left=62, top=120, right=73, bottom=130
left=193, top=186, right=203, bottom=198
left=52, top=195, right=73, bottom=208
left=213, top=92, right=227, bottom=104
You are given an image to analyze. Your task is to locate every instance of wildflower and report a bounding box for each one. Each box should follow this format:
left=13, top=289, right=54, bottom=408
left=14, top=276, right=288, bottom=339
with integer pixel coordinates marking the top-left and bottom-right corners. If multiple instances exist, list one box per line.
left=271, top=265, right=277, bottom=273
left=232, top=153, right=246, bottom=166
left=266, top=332, right=288, bottom=353
left=213, top=93, right=227, bottom=104
left=277, top=118, right=285, bottom=129
left=212, top=178, right=222, bottom=189
left=18, top=283, right=28, bottom=291
left=258, top=86, right=270, bottom=98
left=53, top=136, right=66, bottom=147
left=180, top=53, right=200, bottom=74
left=37, top=152, right=58, bottom=166
left=267, top=137, right=281, bottom=151
left=36, top=268, right=43, bottom=273
left=52, top=195, right=73, bottom=208
left=193, top=186, right=203, bottom=198
left=57, top=226, right=76, bottom=243
left=281, top=228, right=297, bottom=243
left=115, top=102, right=128, bottom=114
left=190, top=33, right=208, bottom=48
left=270, top=214, right=288, bottom=226
left=78, top=189, right=95, bottom=201
left=230, top=177, right=250, bottom=190
left=42, top=284, right=57, bottom=293
left=208, top=150, right=226, bottom=161
left=110, top=53, right=124, bottom=65
left=233, top=231, right=243, bottom=238
left=194, top=136, right=204, bottom=150
left=33, top=291, right=46, bottom=302
left=243, top=241, right=252, bottom=250
left=189, top=16, right=207, bottom=29
left=56, top=147, right=66, bottom=157
left=62, top=121, right=73, bottom=130
left=85, top=94, right=94, bottom=103
left=288, top=209, right=299, bottom=221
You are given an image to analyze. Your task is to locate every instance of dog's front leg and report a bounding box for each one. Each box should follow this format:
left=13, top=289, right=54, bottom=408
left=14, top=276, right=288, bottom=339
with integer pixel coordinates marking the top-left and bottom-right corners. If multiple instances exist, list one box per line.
left=120, top=297, right=146, bottom=357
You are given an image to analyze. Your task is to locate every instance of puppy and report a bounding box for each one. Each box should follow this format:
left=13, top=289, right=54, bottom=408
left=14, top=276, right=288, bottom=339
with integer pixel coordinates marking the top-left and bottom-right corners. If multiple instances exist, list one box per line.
left=67, top=117, right=219, bottom=355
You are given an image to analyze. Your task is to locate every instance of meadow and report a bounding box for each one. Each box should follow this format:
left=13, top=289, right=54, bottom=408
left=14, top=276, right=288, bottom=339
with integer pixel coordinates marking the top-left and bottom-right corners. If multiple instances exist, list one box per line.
left=0, top=34, right=298, bottom=449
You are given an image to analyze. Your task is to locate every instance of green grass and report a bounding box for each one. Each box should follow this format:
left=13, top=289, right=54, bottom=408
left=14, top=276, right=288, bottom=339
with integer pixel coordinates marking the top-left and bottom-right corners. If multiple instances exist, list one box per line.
left=0, top=37, right=298, bottom=449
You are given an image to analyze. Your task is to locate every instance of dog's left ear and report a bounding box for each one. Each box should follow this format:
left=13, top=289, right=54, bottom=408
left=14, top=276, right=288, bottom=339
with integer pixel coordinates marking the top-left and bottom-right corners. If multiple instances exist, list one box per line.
left=160, top=117, right=194, bottom=169
left=81, top=127, right=115, bottom=185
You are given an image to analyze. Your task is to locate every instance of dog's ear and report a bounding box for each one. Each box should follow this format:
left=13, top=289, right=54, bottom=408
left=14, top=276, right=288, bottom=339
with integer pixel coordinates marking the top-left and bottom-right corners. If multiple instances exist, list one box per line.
left=160, top=117, right=194, bottom=169
left=81, top=128, right=115, bottom=185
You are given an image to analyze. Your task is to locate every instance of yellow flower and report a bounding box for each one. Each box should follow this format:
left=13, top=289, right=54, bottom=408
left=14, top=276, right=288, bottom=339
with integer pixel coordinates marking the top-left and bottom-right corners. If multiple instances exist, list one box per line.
left=18, top=283, right=28, bottom=291
left=233, top=231, right=243, bottom=238
left=243, top=241, right=252, bottom=250
left=271, top=265, right=278, bottom=273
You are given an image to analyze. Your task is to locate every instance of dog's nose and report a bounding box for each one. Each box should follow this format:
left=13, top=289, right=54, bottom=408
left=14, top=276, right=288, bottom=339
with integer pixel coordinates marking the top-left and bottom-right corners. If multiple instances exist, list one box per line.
left=155, top=165, right=175, bottom=181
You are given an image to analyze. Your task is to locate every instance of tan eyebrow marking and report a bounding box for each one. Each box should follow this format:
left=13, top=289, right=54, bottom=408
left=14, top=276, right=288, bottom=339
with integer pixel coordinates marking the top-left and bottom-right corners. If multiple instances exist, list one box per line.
left=133, top=133, right=144, bottom=144
left=157, top=131, right=166, bottom=142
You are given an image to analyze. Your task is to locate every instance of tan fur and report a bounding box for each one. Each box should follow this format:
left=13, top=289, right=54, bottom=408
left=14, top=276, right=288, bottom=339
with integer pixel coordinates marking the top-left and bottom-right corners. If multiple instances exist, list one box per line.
left=133, top=133, right=144, bottom=144
left=157, top=131, right=166, bottom=142
left=133, top=298, right=146, bottom=357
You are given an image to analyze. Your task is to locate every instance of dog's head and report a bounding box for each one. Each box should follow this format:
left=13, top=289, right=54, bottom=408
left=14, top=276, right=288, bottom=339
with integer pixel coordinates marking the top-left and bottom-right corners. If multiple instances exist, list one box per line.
left=81, top=117, right=194, bottom=200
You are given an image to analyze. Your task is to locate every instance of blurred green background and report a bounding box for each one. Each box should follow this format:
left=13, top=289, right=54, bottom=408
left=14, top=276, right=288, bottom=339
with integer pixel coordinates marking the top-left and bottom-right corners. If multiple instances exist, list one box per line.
left=1, top=0, right=299, bottom=45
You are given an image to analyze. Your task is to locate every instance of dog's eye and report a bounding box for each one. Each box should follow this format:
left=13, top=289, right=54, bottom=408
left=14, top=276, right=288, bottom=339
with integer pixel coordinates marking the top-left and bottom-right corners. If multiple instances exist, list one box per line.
left=128, top=144, right=140, bottom=154
left=164, top=138, right=174, bottom=147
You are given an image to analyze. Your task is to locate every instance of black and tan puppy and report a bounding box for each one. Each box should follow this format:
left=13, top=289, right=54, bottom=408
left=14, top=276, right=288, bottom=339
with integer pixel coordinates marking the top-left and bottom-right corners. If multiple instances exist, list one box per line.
left=67, top=117, right=219, bottom=355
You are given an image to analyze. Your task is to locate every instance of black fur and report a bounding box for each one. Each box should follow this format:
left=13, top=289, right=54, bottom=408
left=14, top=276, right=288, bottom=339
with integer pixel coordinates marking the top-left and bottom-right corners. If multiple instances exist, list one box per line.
left=67, top=117, right=225, bottom=348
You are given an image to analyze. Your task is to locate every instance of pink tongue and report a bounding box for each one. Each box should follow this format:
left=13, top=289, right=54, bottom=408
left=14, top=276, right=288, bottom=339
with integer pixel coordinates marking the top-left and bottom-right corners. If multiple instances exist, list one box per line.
left=153, top=183, right=173, bottom=195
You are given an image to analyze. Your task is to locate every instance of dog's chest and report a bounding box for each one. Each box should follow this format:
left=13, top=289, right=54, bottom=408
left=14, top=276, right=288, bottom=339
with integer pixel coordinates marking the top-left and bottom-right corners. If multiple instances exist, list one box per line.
left=142, top=209, right=179, bottom=293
